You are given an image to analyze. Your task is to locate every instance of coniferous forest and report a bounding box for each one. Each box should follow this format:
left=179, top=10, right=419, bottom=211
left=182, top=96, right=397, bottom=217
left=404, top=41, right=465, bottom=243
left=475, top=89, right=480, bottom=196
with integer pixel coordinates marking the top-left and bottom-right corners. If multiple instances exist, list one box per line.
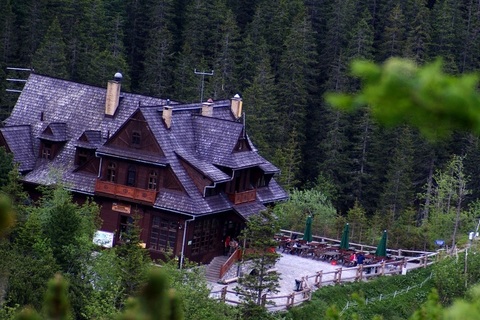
left=1, top=0, right=480, bottom=243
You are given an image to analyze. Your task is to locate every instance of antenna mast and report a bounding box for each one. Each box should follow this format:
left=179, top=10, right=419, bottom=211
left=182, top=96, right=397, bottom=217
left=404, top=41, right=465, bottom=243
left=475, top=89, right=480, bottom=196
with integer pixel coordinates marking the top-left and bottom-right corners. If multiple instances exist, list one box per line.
left=5, top=67, right=32, bottom=93
left=194, top=69, right=214, bottom=102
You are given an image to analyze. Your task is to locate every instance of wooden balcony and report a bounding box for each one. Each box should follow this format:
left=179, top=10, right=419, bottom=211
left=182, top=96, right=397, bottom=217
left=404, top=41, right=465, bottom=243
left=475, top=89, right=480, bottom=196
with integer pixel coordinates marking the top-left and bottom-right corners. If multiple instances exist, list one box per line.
left=95, top=180, right=157, bottom=205
left=227, top=189, right=256, bottom=205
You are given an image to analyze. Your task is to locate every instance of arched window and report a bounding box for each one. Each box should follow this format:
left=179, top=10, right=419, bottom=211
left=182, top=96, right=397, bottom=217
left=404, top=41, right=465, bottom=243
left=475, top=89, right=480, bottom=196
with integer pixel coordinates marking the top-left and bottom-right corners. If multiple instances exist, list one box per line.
left=107, top=162, right=116, bottom=182
left=148, top=171, right=158, bottom=190
left=127, top=165, right=136, bottom=186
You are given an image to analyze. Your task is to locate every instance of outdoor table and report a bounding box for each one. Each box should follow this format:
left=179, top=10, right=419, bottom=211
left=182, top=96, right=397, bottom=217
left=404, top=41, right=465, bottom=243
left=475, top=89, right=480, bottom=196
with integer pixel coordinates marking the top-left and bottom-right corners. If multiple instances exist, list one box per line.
left=321, top=251, right=340, bottom=261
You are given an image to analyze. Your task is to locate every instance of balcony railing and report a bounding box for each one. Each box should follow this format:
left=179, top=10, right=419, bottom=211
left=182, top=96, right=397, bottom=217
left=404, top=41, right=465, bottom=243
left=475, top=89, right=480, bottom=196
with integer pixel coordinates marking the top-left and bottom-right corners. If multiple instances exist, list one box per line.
left=95, top=180, right=157, bottom=205
left=227, top=189, right=256, bottom=205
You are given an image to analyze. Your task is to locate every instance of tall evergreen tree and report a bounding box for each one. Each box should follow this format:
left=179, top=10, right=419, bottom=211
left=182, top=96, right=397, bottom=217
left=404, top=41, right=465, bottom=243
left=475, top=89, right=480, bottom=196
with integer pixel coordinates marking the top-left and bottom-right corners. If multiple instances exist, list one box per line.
left=276, top=9, right=317, bottom=145
left=243, top=49, right=279, bottom=159
left=140, top=0, right=176, bottom=97
left=404, top=0, right=431, bottom=64
left=31, top=17, right=68, bottom=78
left=378, top=4, right=407, bottom=60
left=378, top=126, right=415, bottom=218
left=210, top=9, right=241, bottom=100
left=0, top=0, right=17, bottom=64
left=429, top=0, right=462, bottom=73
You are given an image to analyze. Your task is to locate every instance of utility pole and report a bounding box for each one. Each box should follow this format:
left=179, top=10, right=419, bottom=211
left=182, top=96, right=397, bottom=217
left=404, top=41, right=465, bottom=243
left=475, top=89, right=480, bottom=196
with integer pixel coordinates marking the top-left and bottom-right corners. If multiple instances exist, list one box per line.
left=194, top=69, right=213, bottom=102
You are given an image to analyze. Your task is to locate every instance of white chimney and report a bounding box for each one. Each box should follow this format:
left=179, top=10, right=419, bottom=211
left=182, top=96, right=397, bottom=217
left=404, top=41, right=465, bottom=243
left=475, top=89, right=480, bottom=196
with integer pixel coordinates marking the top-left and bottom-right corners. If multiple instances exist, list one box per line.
left=163, top=105, right=173, bottom=129
left=202, top=98, right=214, bottom=117
left=105, top=72, right=123, bottom=116
left=231, top=94, right=243, bottom=119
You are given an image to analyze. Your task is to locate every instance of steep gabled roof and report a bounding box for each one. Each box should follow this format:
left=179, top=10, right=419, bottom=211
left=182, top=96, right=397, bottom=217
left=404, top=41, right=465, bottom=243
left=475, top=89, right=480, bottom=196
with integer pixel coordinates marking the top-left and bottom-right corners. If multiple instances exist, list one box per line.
left=0, top=125, right=36, bottom=172
left=4, top=73, right=169, bottom=189
left=73, top=130, right=102, bottom=149
left=4, top=73, right=288, bottom=217
left=39, top=122, right=68, bottom=141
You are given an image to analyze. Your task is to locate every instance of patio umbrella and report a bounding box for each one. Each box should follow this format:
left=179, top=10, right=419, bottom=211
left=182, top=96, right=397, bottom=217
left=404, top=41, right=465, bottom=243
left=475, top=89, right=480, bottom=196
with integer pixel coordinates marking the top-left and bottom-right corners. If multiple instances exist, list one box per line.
left=303, top=216, right=313, bottom=242
left=375, top=230, right=388, bottom=257
left=340, top=223, right=350, bottom=250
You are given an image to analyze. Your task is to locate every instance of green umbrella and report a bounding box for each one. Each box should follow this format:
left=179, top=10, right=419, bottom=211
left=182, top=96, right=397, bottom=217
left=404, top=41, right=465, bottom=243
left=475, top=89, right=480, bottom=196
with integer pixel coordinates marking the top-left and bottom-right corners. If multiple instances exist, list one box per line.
left=340, top=223, right=350, bottom=250
left=375, top=230, right=388, bottom=257
left=303, top=216, right=313, bottom=242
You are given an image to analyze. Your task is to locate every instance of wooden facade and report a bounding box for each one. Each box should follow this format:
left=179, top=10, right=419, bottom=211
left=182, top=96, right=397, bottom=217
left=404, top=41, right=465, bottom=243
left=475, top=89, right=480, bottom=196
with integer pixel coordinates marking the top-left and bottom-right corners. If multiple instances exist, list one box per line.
left=0, top=73, right=289, bottom=265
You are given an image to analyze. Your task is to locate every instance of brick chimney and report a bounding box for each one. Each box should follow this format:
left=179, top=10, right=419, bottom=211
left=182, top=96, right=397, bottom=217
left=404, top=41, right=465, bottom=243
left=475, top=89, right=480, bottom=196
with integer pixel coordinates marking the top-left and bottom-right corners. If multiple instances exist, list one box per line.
left=163, top=105, right=173, bottom=129
left=230, top=94, right=242, bottom=119
left=202, top=98, right=214, bottom=117
left=105, top=72, right=122, bottom=116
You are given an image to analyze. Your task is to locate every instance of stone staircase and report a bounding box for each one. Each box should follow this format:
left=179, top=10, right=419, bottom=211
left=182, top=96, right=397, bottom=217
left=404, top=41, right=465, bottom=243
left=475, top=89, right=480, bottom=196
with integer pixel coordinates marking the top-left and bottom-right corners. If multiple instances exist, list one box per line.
left=205, top=255, right=229, bottom=282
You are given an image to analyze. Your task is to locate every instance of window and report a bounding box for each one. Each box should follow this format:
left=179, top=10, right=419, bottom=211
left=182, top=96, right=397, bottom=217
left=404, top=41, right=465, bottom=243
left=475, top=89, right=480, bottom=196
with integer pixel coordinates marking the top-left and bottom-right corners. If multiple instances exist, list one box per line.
left=149, top=217, right=177, bottom=252
left=132, top=131, right=141, bottom=147
left=148, top=171, right=158, bottom=190
left=127, top=165, right=136, bottom=186
left=191, top=218, right=219, bottom=255
left=76, top=148, right=89, bottom=166
left=41, top=142, right=52, bottom=159
left=107, top=162, right=116, bottom=182
left=119, top=215, right=134, bottom=241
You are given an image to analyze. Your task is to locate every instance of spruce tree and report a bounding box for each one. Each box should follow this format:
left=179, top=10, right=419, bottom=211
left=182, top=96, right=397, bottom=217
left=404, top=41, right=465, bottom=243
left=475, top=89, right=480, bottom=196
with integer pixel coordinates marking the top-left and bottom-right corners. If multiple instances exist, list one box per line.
left=378, top=4, right=407, bottom=60
left=235, top=209, right=280, bottom=317
left=31, top=17, right=68, bottom=78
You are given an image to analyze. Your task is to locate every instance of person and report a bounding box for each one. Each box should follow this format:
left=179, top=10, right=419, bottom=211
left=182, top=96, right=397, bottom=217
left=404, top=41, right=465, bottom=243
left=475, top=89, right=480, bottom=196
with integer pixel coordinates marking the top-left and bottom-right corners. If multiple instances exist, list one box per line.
left=224, top=235, right=231, bottom=256
left=349, top=252, right=357, bottom=266
left=229, top=238, right=238, bottom=256
left=357, top=252, right=365, bottom=266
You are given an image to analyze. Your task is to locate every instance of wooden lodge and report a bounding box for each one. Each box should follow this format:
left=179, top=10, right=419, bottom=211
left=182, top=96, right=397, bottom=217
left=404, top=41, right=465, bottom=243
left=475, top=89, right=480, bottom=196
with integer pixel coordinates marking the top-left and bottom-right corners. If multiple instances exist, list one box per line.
left=0, top=72, right=288, bottom=264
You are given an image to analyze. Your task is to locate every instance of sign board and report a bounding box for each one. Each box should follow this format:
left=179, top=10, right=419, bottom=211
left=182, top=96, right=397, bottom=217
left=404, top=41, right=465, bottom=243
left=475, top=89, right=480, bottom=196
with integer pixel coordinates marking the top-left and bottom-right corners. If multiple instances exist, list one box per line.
left=93, top=230, right=114, bottom=248
left=112, top=202, right=131, bottom=214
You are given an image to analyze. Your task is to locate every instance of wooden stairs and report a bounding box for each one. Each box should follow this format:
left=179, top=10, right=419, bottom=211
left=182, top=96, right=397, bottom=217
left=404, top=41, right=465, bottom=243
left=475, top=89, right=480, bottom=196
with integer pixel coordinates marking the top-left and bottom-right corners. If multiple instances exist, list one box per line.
left=205, top=255, right=229, bottom=282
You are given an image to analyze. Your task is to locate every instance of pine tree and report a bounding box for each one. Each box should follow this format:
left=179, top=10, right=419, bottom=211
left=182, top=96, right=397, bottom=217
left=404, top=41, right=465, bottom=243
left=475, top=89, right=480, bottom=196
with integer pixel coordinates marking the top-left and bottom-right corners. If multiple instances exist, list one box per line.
left=404, top=0, right=431, bottom=64
left=140, top=0, right=176, bottom=97
left=210, top=9, right=241, bottom=100
left=0, top=0, right=17, bottom=64
left=243, top=49, right=279, bottom=160
left=429, top=0, right=462, bottom=73
left=235, top=209, right=280, bottom=317
left=115, top=212, right=152, bottom=304
left=276, top=9, right=317, bottom=146
left=273, top=129, right=302, bottom=191
left=31, top=17, right=68, bottom=78
left=378, top=4, right=407, bottom=60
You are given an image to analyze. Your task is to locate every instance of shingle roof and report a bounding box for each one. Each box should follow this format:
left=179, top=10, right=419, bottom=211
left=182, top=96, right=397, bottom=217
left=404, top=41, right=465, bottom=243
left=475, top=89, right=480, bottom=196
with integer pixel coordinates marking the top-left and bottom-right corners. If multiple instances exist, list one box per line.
left=0, top=126, right=36, bottom=171
left=39, top=122, right=68, bottom=141
left=4, top=73, right=288, bottom=218
left=73, top=130, right=103, bottom=149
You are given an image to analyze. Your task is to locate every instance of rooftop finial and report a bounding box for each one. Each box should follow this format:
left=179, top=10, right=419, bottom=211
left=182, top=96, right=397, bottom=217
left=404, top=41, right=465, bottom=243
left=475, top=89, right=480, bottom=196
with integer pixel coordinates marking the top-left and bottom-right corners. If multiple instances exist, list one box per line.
left=114, top=72, right=123, bottom=81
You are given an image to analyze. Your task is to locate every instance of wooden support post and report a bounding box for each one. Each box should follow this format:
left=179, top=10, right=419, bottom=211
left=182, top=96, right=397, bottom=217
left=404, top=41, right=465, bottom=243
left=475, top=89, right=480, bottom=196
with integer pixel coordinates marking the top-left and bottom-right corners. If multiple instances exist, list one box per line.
left=424, top=255, right=428, bottom=268
left=380, top=261, right=385, bottom=276
left=287, top=293, right=295, bottom=309
left=315, top=271, right=323, bottom=287
left=261, top=294, right=267, bottom=306
left=336, top=268, right=342, bottom=284
left=221, top=286, right=227, bottom=302
left=356, top=264, right=363, bottom=281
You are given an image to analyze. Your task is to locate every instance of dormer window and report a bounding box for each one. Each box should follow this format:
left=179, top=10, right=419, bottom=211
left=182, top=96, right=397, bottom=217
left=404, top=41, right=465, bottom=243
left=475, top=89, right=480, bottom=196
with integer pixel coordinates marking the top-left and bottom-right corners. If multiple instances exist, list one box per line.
left=107, top=162, right=117, bottom=182
left=41, top=142, right=52, bottom=159
left=132, top=131, right=141, bottom=147
left=148, top=171, right=158, bottom=190
left=76, top=148, right=91, bottom=166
